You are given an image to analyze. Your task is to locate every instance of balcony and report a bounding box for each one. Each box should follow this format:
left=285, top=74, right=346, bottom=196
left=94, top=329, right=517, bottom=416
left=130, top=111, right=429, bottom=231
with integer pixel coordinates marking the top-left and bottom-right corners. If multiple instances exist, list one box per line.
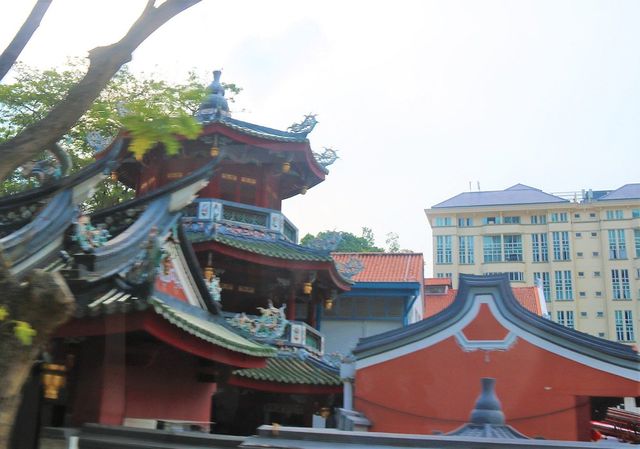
left=183, top=198, right=298, bottom=243
left=224, top=310, right=324, bottom=356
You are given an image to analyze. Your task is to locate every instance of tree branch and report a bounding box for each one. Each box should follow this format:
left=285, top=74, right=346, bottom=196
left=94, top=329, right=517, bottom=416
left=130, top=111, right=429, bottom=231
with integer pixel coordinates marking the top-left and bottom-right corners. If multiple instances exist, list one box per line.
left=0, top=0, right=53, bottom=81
left=0, top=0, right=201, bottom=181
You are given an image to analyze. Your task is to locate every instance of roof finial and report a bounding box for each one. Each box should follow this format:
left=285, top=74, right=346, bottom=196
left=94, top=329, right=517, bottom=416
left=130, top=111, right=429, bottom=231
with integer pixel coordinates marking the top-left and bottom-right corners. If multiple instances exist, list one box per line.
left=470, top=378, right=505, bottom=425
left=196, top=69, right=230, bottom=122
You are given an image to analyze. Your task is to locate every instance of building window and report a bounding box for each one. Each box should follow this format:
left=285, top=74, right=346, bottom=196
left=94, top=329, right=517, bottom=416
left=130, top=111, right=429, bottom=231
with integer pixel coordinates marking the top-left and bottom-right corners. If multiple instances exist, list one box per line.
left=483, top=236, right=502, bottom=262
left=458, top=236, right=475, bottom=264
left=575, top=232, right=582, bottom=238
left=552, top=231, right=571, bottom=261
left=503, top=216, right=521, bottom=224
left=534, top=272, right=551, bottom=301
left=483, top=235, right=522, bottom=262
left=554, top=270, right=573, bottom=300
left=436, top=272, right=452, bottom=279
left=633, top=209, right=640, bottom=218
left=482, top=216, right=501, bottom=225
left=579, top=292, right=586, bottom=297
left=578, top=272, right=584, bottom=277
left=531, top=233, right=548, bottom=262
left=580, top=311, right=588, bottom=318
left=608, top=229, right=627, bottom=259
left=574, top=213, right=581, bottom=219
left=434, top=217, right=453, bottom=227
left=550, top=212, right=568, bottom=223
left=593, top=271, right=601, bottom=277
left=589, top=213, right=597, bottom=218
left=458, top=217, right=473, bottom=227
left=556, top=311, right=575, bottom=329
left=634, top=229, right=640, bottom=258
left=577, top=252, right=584, bottom=257
left=436, top=236, right=453, bottom=264
left=606, top=210, right=624, bottom=220
left=596, top=311, right=604, bottom=318
left=598, top=332, right=605, bottom=337
left=503, top=235, right=523, bottom=261
left=593, top=251, right=599, bottom=257
left=611, top=269, right=631, bottom=300
left=509, top=272, right=525, bottom=282
left=614, top=310, right=635, bottom=341
left=591, top=232, right=598, bottom=237
left=530, top=215, right=547, bottom=224
left=595, top=291, right=602, bottom=297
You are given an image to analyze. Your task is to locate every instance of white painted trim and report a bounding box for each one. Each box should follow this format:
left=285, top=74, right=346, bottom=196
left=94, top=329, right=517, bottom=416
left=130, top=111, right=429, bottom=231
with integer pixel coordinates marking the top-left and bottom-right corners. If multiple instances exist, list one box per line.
left=357, top=292, right=640, bottom=381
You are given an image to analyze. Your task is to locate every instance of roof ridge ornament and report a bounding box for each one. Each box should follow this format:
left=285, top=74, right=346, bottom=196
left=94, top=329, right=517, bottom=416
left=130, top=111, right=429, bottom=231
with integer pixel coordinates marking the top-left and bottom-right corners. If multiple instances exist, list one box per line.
left=287, top=113, right=318, bottom=136
left=196, top=69, right=230, bottom=122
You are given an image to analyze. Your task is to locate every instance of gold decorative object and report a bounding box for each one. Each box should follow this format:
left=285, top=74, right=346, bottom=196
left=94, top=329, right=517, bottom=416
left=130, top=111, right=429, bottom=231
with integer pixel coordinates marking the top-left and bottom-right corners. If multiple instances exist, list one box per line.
left=303, top=282, right=312, bottom=295
left=324, top=297, right=334, bottom=311
left=42, top=363, right=66, bottom=400
left=319, top=407, right=331, bottom=419
left=282, top=162, right=291, bottom=173
left=204, top=266, right=214, bottom=281
left=210, top=146, right=220, bottom=157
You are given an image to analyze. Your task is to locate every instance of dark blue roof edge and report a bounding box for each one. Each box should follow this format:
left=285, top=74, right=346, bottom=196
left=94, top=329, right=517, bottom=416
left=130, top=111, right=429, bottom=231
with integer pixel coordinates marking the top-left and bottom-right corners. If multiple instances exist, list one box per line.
left=355, top=274, right=639, bottom=369
left=177, top=223, right=220, bottom=315
left=222, top=117, right=309, bottom=141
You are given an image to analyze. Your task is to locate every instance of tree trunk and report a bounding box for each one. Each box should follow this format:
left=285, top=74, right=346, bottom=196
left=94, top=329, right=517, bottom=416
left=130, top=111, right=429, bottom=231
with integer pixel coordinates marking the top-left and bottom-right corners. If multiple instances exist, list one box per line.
left=0, top=0, right=53, bottom=81
left=0, top=267, right=75, bottom=449
left=0, top=0, right=201, bottom=181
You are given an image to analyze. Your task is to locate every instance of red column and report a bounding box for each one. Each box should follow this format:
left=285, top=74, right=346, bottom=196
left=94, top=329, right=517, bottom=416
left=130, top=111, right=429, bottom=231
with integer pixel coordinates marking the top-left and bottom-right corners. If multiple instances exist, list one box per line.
left=287, top=287, right=296, bottom=321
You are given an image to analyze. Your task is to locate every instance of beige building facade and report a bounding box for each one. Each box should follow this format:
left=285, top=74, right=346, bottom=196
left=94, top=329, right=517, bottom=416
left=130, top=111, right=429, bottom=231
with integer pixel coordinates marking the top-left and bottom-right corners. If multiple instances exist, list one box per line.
left=425, top=183, right=640, bottom=344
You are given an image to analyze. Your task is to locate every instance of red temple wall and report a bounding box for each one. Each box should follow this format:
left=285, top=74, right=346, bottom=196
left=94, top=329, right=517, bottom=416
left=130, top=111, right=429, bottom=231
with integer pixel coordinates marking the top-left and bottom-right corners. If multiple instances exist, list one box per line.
left=71, top=336, right=216, bottom=426
left=354, top=309, right=639, bottom=441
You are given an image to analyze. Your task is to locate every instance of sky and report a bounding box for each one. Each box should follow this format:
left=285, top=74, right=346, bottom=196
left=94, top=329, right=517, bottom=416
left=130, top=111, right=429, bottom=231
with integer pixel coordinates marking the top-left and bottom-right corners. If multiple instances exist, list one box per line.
left=2, top=1, right=640, bottom=275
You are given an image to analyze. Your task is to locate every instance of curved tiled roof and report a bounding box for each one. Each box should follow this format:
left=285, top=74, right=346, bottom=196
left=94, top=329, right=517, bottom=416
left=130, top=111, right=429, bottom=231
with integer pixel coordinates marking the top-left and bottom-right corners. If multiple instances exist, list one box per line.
left=232, top=353, right=341, bottom=386
left=424, top=285, right=542, bottom=317
left=189, top=231, right=334, bottom=262
left=356, top=275, right=640, bottom=373
left=331, top=252, right=423, bottom=283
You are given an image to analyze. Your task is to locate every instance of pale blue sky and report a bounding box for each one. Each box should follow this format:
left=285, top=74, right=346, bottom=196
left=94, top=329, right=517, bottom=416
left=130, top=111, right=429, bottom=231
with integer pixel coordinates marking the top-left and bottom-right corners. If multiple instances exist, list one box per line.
left=2, top=1, right=640, bottom=273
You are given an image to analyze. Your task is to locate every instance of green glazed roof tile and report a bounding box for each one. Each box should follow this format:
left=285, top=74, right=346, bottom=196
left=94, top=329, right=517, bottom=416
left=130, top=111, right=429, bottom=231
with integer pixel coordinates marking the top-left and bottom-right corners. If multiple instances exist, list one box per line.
left=233, top=355, right=341, bottom=386
left=188, top=232, right=334, bottom=262
left=148, top=297, right=277, bottom=358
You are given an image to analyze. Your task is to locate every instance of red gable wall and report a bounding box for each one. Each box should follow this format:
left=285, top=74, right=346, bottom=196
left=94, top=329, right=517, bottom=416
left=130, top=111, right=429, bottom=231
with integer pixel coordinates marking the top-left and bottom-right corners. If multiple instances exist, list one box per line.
left=355, top=300, right=639, bottom=441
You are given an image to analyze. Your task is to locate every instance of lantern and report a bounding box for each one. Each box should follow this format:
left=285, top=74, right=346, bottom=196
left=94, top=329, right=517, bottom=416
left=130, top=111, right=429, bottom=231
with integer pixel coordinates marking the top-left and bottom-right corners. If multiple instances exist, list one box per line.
left=41, top=363, right=66, bottom=400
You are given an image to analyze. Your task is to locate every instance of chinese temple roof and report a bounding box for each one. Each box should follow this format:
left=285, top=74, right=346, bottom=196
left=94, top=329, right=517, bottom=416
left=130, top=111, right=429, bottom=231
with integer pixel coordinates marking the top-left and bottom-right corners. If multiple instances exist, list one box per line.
left=332, top=252, right=424, bottom=283
left=73, top=290, right=274, bottom=358
left=232, top=352, right=341, bottom=386
left=189, top=228, right=334, bottom=262
left=188, top=223, right=352, bottom=291
left=206, top=116, right=312, bottom=143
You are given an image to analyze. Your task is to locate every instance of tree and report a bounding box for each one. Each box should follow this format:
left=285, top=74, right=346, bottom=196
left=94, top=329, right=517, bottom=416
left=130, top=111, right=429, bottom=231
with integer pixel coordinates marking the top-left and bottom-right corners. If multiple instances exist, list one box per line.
left=0, top=62, right=241, bottom=209
left=301, top=227, right=385, bottom=252
left=0, top=2, right=203, bottom=446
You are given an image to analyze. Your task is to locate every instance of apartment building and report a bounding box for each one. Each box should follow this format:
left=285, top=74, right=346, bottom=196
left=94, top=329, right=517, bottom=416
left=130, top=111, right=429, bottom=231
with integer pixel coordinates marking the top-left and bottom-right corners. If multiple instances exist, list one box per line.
left=425, top=183, right=640, bottom=343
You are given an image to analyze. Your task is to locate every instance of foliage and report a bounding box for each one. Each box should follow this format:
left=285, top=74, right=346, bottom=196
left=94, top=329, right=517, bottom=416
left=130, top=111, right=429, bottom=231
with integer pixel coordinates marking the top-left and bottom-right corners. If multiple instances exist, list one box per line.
left=301, top=227, right=385, bottom=252
left=0, top=62, right=241, bottom=209
left=0, top=305, right=37, bottom=345
left=385, top=232, right=400, bottom=253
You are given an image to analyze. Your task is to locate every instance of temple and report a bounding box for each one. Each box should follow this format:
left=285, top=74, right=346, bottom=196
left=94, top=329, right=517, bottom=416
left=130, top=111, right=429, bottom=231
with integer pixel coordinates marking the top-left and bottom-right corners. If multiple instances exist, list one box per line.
left=9, top=70, right=351, bottom=443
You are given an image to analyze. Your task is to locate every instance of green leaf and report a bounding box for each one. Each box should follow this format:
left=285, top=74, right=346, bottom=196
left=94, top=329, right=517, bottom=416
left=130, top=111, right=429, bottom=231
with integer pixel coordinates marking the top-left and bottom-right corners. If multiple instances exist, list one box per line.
left=0, top=306, right=8, bottom=321
left=14, top=321, right=37, bottom=345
